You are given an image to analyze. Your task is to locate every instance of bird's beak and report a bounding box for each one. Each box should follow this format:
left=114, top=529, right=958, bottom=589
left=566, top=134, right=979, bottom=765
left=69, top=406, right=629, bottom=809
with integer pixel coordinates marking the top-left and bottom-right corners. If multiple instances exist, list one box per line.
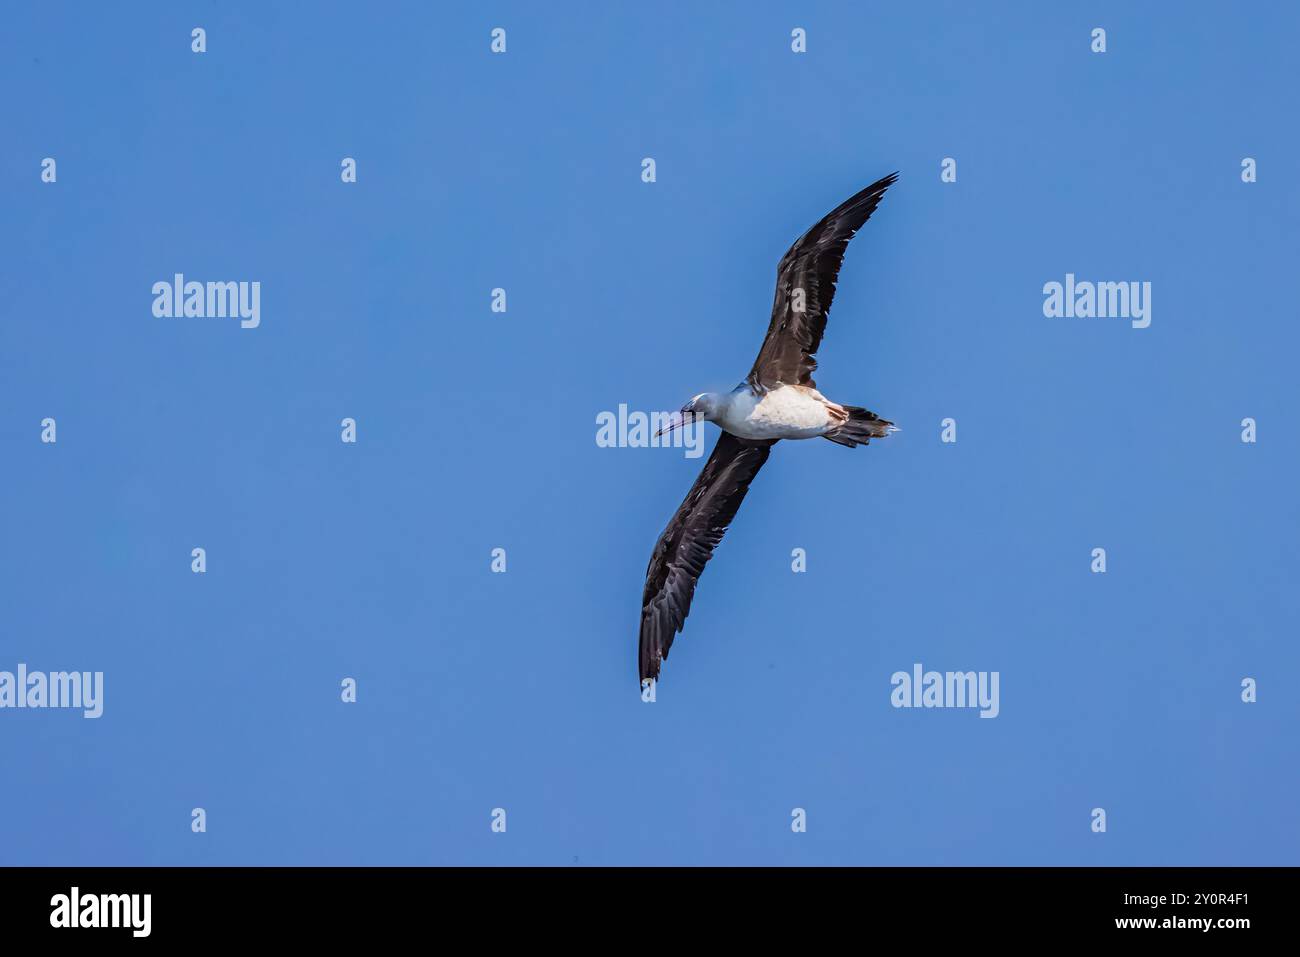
left=655, top=411, right=691, bottom=437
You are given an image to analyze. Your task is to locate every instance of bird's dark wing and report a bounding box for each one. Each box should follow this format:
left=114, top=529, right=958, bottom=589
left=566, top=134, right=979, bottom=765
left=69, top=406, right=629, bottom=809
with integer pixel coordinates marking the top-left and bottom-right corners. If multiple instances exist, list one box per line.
left=747, top=172, right=898, bottom=391
left=639, top=432, right=775, bottom=683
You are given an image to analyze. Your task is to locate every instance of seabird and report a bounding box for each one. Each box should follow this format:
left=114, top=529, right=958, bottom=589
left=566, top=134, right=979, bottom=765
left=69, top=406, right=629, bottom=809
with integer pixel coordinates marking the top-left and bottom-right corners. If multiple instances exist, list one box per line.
left=639, top=172, right=899, bottom=685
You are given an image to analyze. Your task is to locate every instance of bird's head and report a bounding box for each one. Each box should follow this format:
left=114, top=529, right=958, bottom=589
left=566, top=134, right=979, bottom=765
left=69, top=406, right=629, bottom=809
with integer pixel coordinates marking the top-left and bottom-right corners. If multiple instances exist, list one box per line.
left=655, top=392, right=721, bottom=436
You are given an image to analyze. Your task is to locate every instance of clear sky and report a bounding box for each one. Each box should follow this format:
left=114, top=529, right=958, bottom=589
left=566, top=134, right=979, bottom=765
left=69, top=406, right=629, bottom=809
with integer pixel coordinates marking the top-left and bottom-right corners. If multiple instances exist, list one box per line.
left=1, top=2, right=1296, bottom=866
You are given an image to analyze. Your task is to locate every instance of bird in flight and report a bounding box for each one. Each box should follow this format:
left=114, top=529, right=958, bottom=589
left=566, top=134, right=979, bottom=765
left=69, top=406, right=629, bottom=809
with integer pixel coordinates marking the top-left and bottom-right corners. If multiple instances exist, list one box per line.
left=639, top=172, right=899, bottom=686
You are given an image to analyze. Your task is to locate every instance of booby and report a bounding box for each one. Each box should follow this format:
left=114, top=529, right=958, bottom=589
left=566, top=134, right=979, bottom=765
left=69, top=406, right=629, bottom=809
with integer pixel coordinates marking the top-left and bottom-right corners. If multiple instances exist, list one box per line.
left=639, top=172, right=899, bottom=685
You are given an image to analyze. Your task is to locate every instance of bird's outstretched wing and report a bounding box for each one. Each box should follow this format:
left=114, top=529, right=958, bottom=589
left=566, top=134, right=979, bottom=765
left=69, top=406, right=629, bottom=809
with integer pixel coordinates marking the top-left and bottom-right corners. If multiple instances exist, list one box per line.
left=747, top=172, right=898, bottom=391
left=640, top=432, right=775, bottom=683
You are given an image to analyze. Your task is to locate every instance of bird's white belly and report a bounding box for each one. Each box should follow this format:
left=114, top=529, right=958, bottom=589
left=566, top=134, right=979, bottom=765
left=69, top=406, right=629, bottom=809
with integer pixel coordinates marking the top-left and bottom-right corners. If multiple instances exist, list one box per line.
left=718, top=385, right=833, bottom=440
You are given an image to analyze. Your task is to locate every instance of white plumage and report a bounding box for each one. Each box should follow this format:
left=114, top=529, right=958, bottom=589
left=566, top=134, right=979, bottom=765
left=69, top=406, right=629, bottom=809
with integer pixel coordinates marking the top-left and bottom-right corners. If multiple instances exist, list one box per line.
left=714, top=383, right=838, bottom=440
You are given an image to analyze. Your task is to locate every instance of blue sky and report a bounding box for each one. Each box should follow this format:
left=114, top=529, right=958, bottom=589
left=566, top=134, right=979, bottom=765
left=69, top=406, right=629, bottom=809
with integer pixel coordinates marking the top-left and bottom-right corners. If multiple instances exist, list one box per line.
left=1, top=2, right=1296, bottom=865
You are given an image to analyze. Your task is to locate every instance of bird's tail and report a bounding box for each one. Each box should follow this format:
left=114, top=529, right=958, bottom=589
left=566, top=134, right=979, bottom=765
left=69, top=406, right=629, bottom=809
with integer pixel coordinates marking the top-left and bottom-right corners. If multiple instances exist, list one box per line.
left=823, top=406, right=896, bottom=448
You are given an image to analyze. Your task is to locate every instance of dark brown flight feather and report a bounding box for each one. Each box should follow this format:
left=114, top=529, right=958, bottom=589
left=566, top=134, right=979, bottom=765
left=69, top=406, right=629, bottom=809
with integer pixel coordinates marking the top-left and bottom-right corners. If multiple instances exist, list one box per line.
left=747, top=171, right=898, bottom=392
left=639, top=432, right=775, bottom=683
